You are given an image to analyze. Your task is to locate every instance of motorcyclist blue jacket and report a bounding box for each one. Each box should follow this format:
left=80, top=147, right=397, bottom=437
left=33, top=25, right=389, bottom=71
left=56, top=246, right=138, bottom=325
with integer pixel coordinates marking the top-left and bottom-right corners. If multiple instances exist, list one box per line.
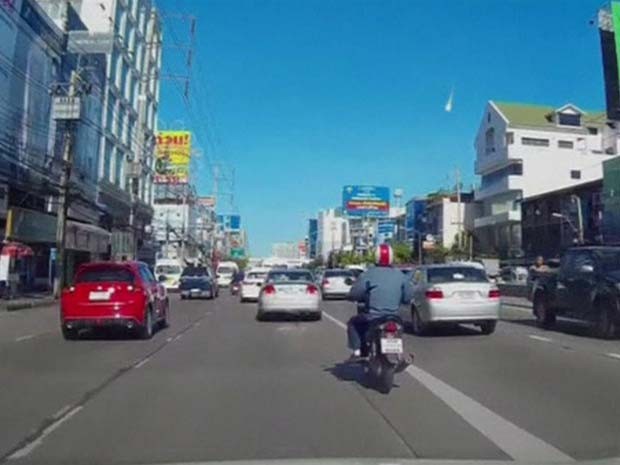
left=347, top=266, right=413, bottom=315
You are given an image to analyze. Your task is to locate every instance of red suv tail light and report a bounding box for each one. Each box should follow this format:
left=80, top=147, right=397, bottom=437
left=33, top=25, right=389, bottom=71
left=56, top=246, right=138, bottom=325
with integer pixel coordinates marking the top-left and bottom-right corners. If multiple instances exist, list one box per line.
left=306, top=284, right=319, bottom=294
left=263, top=284, right=276, bottom=295
left=488, top=289, right=501, bottom=299
left=425, top=289, right=444, bottom=299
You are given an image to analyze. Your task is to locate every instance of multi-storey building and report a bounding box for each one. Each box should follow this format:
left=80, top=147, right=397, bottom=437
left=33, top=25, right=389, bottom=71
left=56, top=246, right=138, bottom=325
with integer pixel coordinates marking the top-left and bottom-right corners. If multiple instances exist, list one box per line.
left=38, top=0, right=162, bottom=260
left=474, top=101, right=617, bottom=257
left=316, top=208, right=349, bottom=261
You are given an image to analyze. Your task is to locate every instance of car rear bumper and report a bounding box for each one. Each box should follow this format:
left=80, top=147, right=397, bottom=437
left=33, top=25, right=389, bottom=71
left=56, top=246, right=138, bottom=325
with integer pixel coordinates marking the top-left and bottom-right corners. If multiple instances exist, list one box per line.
left=63, top=316, right=142, bottom=330
left=259, top=300, right=320, bottom=313
left=427, top=301, right=500, bottom=322
left=180, top=289, right=212, bottom=298
left=322, top=291, right=349, bottom=299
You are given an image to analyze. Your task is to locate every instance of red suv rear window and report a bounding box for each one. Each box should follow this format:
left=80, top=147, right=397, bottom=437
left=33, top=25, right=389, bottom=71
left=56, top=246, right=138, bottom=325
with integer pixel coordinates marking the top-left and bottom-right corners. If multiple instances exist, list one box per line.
left=76, top=267, right=135, bottom=284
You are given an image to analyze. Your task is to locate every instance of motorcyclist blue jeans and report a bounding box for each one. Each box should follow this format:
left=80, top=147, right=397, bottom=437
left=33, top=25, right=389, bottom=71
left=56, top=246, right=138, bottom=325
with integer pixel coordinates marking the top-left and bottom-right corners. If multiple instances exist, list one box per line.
left=347, top=313, right=372, bottom=352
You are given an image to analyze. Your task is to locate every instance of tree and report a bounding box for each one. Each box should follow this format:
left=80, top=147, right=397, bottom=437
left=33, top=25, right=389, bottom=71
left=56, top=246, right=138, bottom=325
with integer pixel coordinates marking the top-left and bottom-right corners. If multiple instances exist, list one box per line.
left=426, top=245, right=449, bottom=264
left=391, top=241, right=413, bottom=264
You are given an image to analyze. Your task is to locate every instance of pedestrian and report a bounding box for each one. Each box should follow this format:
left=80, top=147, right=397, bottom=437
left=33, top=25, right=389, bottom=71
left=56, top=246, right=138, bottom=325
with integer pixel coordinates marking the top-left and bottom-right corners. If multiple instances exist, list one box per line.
left=530, top=256, right=548, bottom=273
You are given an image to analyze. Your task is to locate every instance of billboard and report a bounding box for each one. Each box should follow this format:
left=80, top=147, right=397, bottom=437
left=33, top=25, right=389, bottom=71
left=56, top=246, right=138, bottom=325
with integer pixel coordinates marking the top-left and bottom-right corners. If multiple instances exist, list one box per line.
left=230, top=248, right=245, bottom=259
left=599, top=2, right=620, bottom=120
left=197, top=196, right=216, bottom=208
left=217, top=214, right=241, bottom=231
left=155, top=131, right=191, bottom=184
left=343, top=185, right=390, bottom=217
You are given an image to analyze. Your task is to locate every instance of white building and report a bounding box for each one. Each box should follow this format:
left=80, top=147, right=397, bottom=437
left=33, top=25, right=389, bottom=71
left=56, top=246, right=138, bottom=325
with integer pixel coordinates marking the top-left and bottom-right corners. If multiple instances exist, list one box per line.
left=317, top=208, right=350, bottom=261
left=38, top=0, right=163, bottom=259
left=473, top=101, right=617, bottom=256
left=424, top=193, right=479, bottom=249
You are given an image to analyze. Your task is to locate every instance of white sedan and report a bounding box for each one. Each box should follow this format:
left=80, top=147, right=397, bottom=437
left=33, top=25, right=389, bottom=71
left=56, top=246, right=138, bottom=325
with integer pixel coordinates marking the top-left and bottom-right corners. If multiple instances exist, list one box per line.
left=257, top=270, right=321, bottom=321
left=240, top=270, right=268, bottom=302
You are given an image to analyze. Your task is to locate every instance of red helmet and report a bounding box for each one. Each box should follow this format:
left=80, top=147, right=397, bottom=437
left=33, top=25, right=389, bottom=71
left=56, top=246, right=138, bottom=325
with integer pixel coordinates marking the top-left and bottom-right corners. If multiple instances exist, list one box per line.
left=375, top=244, right=393, bottom=267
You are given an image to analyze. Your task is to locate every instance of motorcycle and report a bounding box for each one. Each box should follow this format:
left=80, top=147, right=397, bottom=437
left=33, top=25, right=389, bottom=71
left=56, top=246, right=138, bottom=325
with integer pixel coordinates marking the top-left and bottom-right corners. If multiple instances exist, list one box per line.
left=230, top=282, right=240, bottom=295
left=361, top=316, right=408, bottom=394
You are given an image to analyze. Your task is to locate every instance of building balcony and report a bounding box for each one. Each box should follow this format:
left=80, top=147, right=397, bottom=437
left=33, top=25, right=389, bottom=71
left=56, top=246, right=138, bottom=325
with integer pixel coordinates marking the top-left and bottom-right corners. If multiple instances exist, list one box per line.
left=474, top=210, right=521, bottom=229
left=474, top=148, right=514, bottom=175
left=475, top=175, right=524, bottom=201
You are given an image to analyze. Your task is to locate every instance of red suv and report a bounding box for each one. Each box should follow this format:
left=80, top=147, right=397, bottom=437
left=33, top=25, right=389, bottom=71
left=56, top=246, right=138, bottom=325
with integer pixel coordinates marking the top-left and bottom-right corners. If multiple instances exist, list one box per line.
left=61, top=261, right=169, bottom=340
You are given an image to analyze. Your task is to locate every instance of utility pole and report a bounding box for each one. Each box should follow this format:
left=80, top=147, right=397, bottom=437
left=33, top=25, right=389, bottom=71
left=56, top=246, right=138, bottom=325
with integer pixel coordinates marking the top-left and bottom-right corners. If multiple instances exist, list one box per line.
left=455, top=167, right=462, bottom=251
left=53, top=71, right=81, bottom=297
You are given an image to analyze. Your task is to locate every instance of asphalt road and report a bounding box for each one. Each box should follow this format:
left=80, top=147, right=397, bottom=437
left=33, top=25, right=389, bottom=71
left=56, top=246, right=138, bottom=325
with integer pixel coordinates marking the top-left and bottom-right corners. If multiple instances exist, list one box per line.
left=1, top=294, right=620, bottom=464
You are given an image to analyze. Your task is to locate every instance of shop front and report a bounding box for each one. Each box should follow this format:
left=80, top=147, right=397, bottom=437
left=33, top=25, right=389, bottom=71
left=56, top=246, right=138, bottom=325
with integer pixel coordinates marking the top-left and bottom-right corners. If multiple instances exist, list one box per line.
left=5, top=207, right=111, bottom=290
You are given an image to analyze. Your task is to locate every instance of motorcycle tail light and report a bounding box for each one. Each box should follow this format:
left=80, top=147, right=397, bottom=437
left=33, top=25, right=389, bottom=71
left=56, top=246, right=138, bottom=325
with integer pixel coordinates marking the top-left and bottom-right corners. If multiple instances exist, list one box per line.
left=384, top=321, right=399, bottom=333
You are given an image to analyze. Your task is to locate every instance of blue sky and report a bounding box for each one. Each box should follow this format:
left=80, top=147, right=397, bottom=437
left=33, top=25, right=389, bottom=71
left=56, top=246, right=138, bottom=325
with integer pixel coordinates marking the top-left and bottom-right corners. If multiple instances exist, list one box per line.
left=158, top=0, right=605, bottom=256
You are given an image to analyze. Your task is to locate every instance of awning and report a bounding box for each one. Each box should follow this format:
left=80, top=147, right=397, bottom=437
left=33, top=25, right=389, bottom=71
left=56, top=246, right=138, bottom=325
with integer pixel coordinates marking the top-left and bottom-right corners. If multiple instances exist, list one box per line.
left=66, top=220, right=111, bottom=254
left=6, top=207, right=110, bottom=254
left=1, top=242, right=34, bottom=258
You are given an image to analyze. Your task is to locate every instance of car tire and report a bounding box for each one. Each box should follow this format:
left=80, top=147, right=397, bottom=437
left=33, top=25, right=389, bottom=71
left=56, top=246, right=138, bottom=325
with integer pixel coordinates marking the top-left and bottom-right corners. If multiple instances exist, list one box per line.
left=595, top=305, right=617, bottom=339
left=534, top=295, right=555, bottom=329
left=62, top=326, right=78, bottom=340
left=138, top=309, right=154, bottom=340
left=311, top=312, right=322, bottom=321
left=159, top=302, right=170, bottom=329
left=256, top=311, right=266, bottom=322
left=479, top=320, right=497, bottom=335
left=411, top=307, right=428, bottom=336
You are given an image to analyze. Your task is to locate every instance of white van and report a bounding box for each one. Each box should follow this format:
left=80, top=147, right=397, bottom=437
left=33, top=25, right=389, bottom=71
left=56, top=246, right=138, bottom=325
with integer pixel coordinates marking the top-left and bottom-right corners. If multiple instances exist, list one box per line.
left=155, top=258, right=183, bottom=291
left=216, top=261, right=239, bottom=288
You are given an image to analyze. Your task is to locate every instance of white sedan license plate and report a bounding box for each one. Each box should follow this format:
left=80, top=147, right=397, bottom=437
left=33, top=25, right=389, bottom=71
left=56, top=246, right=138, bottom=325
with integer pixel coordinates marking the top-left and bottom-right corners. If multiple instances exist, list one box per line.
left=89, top=291, right=110, bottom=301
left=381, top=338, right=403, bottom=354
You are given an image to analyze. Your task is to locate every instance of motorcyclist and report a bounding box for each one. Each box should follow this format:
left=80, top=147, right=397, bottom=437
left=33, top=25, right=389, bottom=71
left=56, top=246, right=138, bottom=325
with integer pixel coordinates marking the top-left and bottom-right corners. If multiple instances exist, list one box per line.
left=346, top=244, right=414, bottom=357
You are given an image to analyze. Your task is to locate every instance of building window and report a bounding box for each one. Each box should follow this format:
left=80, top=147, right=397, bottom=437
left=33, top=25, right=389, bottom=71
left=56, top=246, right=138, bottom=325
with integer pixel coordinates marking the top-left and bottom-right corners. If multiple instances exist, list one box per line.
left=587, top=127, right=598, bottom=135
left=571, top=170, right=581, bottom=179
left=522, top=137, right=549, bottom=147
left=485, top=127, right=495, bottom=154
left=115, top=152, right=124, bottom=186
left=104, top=144, right=113, bottom=182
left=558, top=113, right=581, bottom=127
left=558, top=140, right=574, bottom=149
left=487, top=112, right=491, bottom=123
left=505, top=132, right=514, bottom=146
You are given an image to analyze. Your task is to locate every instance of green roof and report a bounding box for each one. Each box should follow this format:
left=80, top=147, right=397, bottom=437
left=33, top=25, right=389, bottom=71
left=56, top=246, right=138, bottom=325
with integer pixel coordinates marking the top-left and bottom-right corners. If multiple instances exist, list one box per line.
left=493, top=102, right=606, bottom=128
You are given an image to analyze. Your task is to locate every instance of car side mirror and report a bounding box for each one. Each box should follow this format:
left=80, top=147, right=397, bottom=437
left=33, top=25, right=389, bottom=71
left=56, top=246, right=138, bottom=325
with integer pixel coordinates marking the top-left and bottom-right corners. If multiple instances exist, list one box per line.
left=345, top=277, right=354, bottom=286
left=158, top=275, right=167, bottom=283
left=580, top=264, right=594, bottom=273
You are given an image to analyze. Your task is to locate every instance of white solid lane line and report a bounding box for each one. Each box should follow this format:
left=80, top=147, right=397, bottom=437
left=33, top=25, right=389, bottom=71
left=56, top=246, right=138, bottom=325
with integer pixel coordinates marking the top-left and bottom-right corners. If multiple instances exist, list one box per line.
left=134, top=357, right=150, bottom=369
left=529, top=335, right=553, bottom=343
left=8, top=406, right=83, bottom=460
left=322, top=310, right=575, bottom=463
left=606, top=353, right=620, bottom=360
left=15, top=334, right=35, bottom=342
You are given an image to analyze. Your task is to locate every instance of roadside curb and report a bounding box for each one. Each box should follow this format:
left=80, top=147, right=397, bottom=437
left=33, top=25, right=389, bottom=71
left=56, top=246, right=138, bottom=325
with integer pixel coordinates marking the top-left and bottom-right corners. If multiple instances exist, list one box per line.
left=3, top=298, right=56, bottom=312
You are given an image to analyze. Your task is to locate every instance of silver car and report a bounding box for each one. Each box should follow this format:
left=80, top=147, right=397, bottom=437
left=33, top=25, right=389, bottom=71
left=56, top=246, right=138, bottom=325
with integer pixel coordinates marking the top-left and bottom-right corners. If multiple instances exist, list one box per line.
left=408, top=263, right=500, bottom=335
left=321, top=269, right=355, bottom=299
left=257, top=270, right=321, bottom=321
